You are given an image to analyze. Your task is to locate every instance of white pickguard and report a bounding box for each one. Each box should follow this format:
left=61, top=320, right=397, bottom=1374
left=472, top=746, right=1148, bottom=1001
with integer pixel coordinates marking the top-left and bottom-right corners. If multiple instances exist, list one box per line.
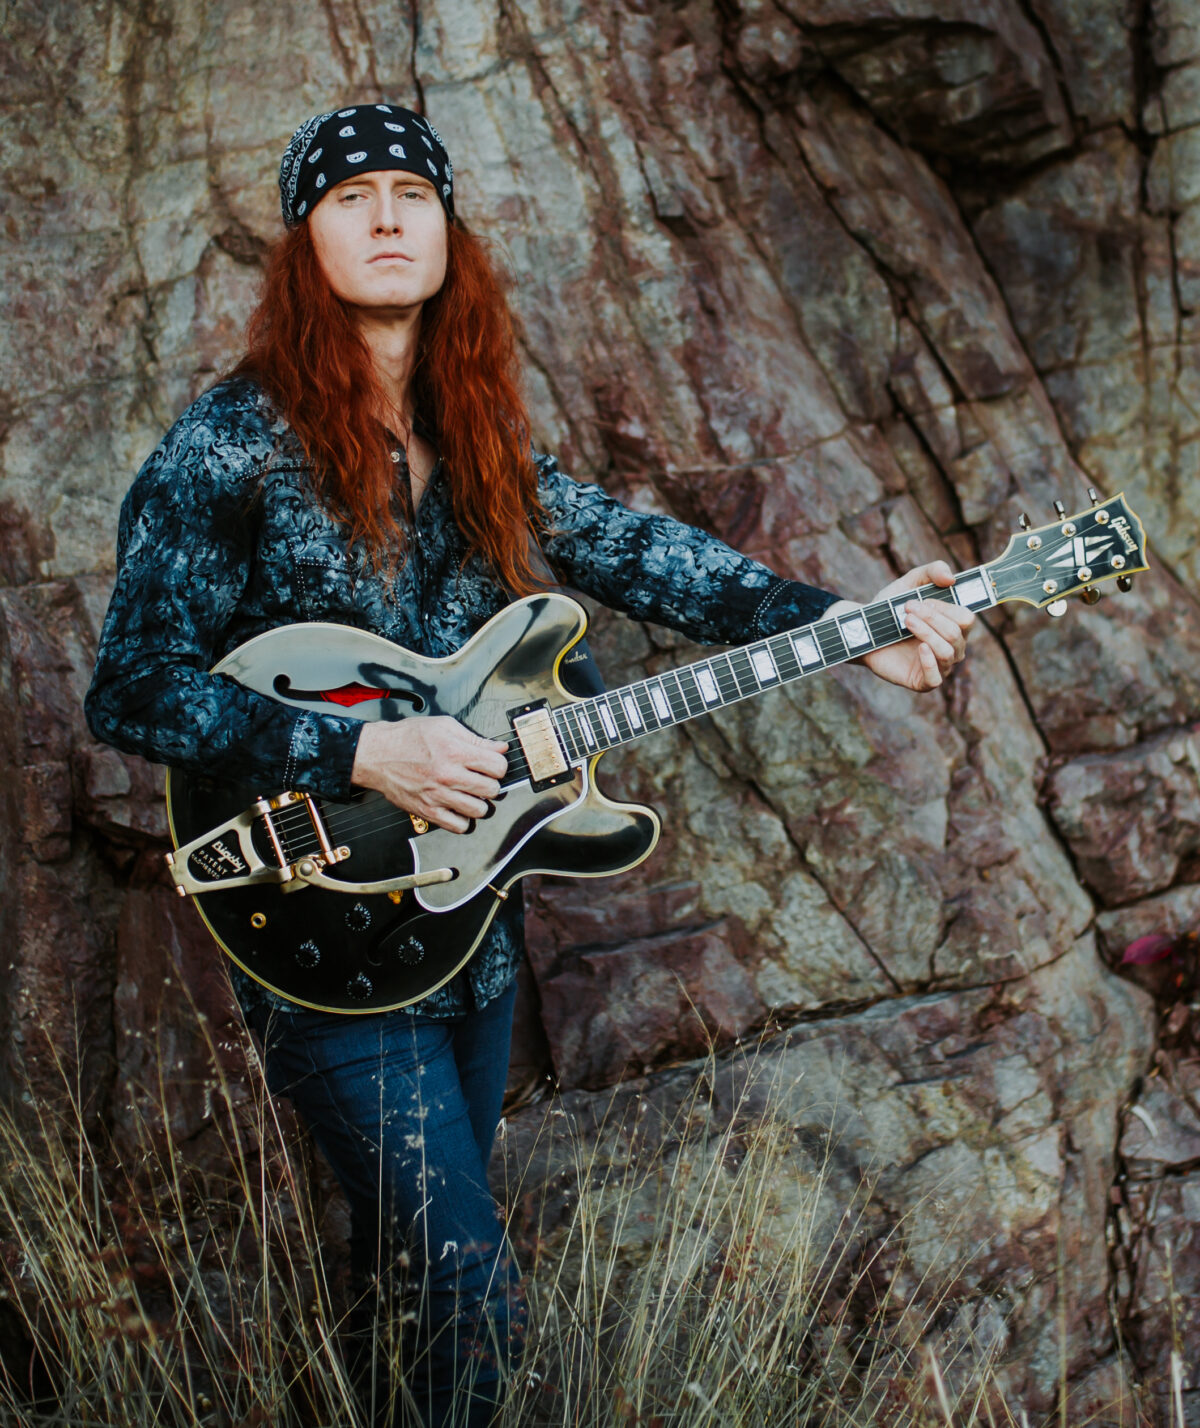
left=411, top=763, right=590, bottom=912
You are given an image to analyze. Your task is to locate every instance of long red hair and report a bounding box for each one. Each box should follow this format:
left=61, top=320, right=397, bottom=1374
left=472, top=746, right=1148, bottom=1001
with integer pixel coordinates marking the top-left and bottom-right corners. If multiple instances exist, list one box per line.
left=233, top=220, right=544, bottom=592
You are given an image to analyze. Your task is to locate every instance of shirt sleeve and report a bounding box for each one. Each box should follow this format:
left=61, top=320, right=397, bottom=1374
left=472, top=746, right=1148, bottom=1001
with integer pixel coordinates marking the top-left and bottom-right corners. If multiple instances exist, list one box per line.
left=535, top=454, right=840, bottom=643
left=84, top=398, right=363, bottom=799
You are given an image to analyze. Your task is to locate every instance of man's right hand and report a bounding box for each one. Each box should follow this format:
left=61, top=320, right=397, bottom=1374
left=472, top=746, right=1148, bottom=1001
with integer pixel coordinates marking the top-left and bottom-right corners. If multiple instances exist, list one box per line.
left=351, top=717, right=509, bottom=833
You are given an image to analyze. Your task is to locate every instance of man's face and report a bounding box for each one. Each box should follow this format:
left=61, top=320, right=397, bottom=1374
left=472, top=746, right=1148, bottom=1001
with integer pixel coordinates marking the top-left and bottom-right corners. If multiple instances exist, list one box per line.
left=307, top=169, right=449, bottom=314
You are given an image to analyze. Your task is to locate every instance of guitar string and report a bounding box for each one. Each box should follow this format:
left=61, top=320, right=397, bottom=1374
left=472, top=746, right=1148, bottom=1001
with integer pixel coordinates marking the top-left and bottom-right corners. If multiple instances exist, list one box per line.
left=265, top=731, right=540, bottom=851
left=266, top=739, right=539, bottom=861
left=262, top=583, right=962, bottom=856
left=257, top=580, right=972, bottom=859
left=267, top=732, right=532, bottom=840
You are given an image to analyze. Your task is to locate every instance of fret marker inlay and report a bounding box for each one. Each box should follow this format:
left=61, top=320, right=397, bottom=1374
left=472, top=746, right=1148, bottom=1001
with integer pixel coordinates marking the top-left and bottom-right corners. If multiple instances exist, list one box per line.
left=792, top=633, right=821, bottom=666
left=839, top=614, right=871, bottom=649
left=750, top=648, right=778, bottom=682
left=696, top=668, right=720, bottom=703
left=622, top=694, right=643, bottom=729
left=953, top=575, right=991, bottom=609
left=598, top=702, right=618, bottom=739
left=650, top=684, right=671, bottom=721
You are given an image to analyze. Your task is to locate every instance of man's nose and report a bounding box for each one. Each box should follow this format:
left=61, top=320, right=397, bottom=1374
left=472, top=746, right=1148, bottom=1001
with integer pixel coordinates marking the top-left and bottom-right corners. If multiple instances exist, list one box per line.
left=373, top=197, right=402, bottom=233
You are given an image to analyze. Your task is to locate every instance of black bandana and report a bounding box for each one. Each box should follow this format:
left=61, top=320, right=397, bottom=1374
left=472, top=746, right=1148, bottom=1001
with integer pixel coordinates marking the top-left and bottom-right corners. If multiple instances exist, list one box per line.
left=279, top=104, right=454, bottom=227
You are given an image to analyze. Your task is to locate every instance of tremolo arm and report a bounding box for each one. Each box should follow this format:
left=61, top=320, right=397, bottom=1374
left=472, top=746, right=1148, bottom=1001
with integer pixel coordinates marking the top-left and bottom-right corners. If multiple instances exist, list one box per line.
left=165, top=790, right=454, bottom=899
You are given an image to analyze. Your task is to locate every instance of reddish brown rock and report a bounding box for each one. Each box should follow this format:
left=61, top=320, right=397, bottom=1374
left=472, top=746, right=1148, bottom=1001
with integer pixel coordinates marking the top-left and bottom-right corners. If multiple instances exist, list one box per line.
left=503, top=937, right=1155, bottom=1411
left=1045, top=727, right=1200, bottom=906
left=2, top=0, right=1199, bottom=1411
left=1120, top=1070, right=1200, bottom=1177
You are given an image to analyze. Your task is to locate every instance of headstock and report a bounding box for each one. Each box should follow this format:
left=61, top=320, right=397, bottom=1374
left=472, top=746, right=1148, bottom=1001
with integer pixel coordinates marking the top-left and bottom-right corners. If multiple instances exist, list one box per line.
left=986, top=491, right=1149, bottom=612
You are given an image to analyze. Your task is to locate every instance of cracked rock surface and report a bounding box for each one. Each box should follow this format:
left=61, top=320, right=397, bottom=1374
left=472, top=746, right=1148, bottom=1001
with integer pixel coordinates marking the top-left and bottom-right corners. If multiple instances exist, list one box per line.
left=3, top=0, right=1199, bottom=1414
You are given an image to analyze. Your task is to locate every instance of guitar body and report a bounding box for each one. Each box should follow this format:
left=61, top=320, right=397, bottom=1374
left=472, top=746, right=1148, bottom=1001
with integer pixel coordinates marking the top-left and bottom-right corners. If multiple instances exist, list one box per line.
left=166, top=594, right=660, bottom=1012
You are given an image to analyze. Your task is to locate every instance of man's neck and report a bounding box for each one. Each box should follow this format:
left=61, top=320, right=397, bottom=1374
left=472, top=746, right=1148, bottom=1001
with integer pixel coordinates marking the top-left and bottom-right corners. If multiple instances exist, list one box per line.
left=355, top=307, right=423, bottom=423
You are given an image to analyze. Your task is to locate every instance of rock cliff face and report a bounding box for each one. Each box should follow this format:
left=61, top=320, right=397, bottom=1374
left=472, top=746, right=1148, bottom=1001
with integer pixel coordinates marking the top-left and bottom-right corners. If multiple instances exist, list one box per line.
left=3, top=0, right=1200, bottom=1415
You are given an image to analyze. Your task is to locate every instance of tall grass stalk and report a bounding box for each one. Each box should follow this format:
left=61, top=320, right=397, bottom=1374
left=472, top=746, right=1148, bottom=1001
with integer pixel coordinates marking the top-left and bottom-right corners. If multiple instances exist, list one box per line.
left=0, top=1018, right=1139, bottom=1426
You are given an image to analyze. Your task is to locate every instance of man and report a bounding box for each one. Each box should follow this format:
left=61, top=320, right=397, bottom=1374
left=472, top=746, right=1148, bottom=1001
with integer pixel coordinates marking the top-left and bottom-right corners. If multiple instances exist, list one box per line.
left=86, top=103, right=973, bottom=1426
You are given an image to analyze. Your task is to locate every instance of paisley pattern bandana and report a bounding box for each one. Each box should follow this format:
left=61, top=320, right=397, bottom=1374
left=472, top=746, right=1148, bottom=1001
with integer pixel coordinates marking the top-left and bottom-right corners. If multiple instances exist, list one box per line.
left=279, top=104, right=454, bottom=226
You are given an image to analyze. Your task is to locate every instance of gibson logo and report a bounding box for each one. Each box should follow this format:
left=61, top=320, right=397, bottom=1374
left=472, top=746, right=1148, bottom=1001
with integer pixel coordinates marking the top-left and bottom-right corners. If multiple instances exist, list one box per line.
left=188, top=837, right=249, bottom=883
left=1110, top=515, right=1138, bottom=554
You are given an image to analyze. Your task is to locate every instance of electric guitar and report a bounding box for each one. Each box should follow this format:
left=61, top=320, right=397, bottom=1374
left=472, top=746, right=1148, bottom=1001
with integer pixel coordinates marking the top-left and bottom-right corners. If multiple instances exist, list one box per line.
left=165, top=493, right=1149, bottom=1012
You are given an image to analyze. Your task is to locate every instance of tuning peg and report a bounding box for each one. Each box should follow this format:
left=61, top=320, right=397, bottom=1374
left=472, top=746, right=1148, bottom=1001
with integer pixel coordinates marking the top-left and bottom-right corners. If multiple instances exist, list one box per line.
left=1018, top=512, right=1032, bottom=531
left=1080, top=587, right=1102, bottom=605
left=1046, top=599, right=1069, bottom=618
left=1117, top=575, right=1134, bottom=592
left=1088, top=486, right=1100, bottom=504
left=1053, top=500, right=1067, bottom=519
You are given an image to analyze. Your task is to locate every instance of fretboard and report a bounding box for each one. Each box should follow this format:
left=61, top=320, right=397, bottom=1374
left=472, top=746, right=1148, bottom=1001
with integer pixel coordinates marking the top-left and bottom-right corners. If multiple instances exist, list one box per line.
left=549, top=567, right=997, bottom=762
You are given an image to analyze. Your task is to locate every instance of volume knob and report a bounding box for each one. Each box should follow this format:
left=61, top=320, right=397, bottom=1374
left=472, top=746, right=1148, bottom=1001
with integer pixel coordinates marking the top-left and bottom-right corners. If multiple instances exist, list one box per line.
left=396, top=936, right=426, bottom=966
left=346, top=902, right=372, bottom=932
left=346, top=973, right=374, bottom=1000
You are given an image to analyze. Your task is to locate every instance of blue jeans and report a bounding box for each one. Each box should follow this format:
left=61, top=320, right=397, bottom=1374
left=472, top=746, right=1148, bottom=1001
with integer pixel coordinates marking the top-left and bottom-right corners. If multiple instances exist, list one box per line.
left=247, top=981, right=525, bottom=1427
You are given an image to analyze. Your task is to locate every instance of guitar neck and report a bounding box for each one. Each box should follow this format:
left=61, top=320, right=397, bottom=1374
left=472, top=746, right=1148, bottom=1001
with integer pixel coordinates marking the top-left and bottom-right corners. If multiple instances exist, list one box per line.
left=550, top=565, right=999, bottom=761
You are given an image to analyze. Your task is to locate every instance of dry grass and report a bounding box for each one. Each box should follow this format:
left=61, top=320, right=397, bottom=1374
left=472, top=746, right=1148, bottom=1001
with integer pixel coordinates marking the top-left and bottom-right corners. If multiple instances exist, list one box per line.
left=0, top=1021, right=1148, bottom=1427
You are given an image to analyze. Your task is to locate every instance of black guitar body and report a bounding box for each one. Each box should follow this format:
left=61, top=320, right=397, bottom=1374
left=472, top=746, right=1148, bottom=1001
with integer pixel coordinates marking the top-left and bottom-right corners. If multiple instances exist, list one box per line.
left=166, top=595, right=660, bottom=1013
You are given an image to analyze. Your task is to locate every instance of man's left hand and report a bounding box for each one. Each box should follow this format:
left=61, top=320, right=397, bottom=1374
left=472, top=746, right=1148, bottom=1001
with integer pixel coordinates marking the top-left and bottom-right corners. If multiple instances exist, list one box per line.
left=826, top=561, right=974, bottom=693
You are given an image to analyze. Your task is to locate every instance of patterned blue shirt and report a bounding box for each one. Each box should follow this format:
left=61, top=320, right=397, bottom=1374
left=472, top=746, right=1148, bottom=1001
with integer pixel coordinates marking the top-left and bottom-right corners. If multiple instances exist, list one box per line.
left=86, top=378, right=839, bottom=1018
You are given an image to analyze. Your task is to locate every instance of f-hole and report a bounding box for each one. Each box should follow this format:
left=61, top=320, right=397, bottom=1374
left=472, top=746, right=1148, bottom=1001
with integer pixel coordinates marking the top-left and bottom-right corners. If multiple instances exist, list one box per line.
left=273, top=675, right=425, bottom=712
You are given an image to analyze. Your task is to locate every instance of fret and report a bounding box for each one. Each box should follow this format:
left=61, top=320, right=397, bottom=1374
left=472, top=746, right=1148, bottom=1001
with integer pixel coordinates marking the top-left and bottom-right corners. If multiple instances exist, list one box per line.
left=677, top=667, right=707, bottom=714
left=694, top=664, right=722, bottom=705
left=889, top=596, right=913, bottom=634
left=665, top=670, right=698, bottom=719
left=770, top=632, right=802, bottom=680
left=554, top=709, right=581, bottom=763
left=620, top=689, right=645, bottom=732
left=790, top=629, right=824, bottom=668
left=866, top=599, right=903, bottom=643
left=836, top=609, right=874, bottom=653
left=594, top=698, right=619, bottom=742
left=727, top=648, right=761, bottom=698
left=580, top=704, right=602, bottom=749
left=600, top=692, right=634, bottom=742
left=647, top=678, right=674, bottom=723
left=711, top=653, right=742, bottom=702
left=950, top=570, right=994, bottom=610
left=565, top=704, right=594, bottom=753
left=816, top=620, right=848, bottom=662
left=748, top=643, right=779, bottom=684
left=631, top=682, right=661, bottom=730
